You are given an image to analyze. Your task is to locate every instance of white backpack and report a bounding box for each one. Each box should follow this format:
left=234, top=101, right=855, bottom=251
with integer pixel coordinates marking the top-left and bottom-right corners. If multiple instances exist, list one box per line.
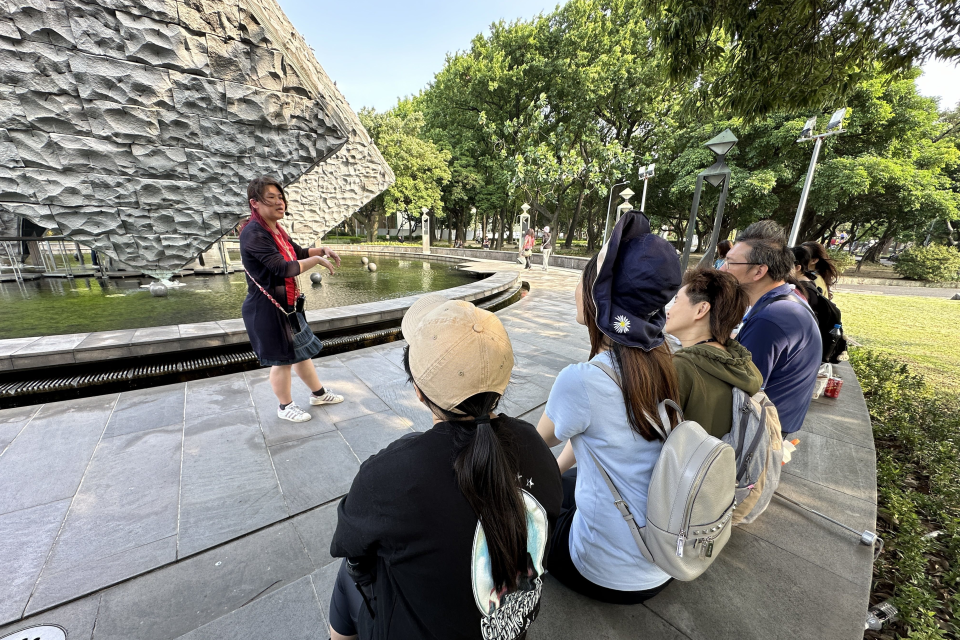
left=590, top=362, right=738, bottom=581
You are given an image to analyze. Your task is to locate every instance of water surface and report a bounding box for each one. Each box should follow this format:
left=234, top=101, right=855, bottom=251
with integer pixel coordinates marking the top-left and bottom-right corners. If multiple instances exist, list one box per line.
left=0, top=257, right=475, bottom=339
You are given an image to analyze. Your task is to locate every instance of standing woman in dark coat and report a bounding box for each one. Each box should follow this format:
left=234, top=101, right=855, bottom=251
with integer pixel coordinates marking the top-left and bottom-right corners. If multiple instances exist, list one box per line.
left=240, top=176, right=345, bottom=423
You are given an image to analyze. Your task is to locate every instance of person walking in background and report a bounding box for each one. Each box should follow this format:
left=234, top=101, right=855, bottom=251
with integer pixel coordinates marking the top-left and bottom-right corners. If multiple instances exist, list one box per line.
left=522, top=228, right=535, bottom=270
left=721, top=221, right=821, bottom=438
left=240, top=176, right=344, bottom=423
left=714, top=239, right=733, bottom=269
left=664, top=268, right=763, bottom=438
left=541, top=225, right=553, bottom=271
left=536, top=211, right=681, bottom=604
left=802, top=241, right=840, bottom=299
left=328, top=295, right=562, bottom=640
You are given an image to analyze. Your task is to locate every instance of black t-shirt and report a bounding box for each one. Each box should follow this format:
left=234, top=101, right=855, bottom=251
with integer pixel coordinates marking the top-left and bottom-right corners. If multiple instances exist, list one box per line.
left=330, top=415, right=563, bottom=640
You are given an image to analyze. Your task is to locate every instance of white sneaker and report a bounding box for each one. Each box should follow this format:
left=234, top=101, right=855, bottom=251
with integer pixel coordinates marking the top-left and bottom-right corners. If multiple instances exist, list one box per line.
left=309, top=390, right=344, bottom=406
left=278, top=402, right=312, bottom=422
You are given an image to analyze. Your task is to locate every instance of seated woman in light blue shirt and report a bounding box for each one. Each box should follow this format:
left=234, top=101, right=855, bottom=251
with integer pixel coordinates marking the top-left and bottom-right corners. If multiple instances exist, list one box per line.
left=536, top=211, right=683, bottom=604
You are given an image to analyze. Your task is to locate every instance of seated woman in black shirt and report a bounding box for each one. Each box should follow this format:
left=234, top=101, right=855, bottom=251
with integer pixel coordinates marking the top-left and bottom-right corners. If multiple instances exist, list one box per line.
left=328, top=294, right=563, bottom=640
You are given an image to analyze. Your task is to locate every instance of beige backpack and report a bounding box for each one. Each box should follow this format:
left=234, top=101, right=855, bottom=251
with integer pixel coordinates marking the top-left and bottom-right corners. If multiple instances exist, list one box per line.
left=590, top=362, right=738, bottom=581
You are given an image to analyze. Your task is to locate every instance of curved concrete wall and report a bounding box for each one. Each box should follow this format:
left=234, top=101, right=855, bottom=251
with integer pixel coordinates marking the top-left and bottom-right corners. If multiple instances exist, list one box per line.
left=0, top=0, right=394, bottom=276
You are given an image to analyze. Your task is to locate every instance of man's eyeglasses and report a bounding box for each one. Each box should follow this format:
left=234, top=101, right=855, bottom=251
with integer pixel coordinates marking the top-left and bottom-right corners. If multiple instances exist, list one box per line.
left=721, top=261, right=760, bottom=268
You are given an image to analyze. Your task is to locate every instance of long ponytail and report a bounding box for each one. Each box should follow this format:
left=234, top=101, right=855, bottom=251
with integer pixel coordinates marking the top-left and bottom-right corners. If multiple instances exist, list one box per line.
left=403, top=347, right=527, bottom=592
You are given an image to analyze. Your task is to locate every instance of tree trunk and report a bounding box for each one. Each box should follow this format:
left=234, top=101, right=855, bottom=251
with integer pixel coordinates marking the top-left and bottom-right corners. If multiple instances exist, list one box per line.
left=565, top=189, right=586, bottom=249
left=858, top=224, right=895, bottom=269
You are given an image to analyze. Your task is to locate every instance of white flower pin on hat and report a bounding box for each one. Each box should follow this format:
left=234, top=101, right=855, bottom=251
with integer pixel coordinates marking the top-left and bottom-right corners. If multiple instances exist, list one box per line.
left=614, top=315, right=631, bottom=334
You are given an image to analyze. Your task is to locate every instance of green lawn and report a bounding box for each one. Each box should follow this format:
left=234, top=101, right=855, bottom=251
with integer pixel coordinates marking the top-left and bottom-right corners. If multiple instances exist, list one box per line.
left=834, top=292, right=960, bottom=390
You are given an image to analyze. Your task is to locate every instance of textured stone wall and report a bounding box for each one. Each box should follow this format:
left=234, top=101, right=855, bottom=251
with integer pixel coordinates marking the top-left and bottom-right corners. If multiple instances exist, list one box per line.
left=0, top=0, right=394, bottom=275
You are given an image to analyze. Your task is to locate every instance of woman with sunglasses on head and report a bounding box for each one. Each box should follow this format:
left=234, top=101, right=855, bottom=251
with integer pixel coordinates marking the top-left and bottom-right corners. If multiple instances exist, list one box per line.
left=240, top=175, right=345, bottom=423
left=663, top=268, right=763, bottom=438
left=536, top=211, right=681, bottom=604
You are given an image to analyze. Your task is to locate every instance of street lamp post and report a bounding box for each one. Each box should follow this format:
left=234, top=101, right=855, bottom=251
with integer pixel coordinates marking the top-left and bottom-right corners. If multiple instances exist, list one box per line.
left=788, top=108, right=848, bottom=247
left=602, top=181, right=629, bottom=246
left=680, top=129, right=739, bottom=271
left=470, top=206, right=476, bottom=244
left=639, top=163, right=655, bottom=213
left=421, top=206, right=430, bottom=254
left=616, top=188, right=635, bottom=222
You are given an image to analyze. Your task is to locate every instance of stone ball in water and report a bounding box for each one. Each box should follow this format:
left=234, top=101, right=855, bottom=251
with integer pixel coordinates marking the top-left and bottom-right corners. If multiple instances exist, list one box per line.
left=361, top=257, right=369, bottom=265
left=149, top=282, right=168, bottom=297
left=310, top=272, right=323, bottom=284
left=368, top=263, right=377, bottom=272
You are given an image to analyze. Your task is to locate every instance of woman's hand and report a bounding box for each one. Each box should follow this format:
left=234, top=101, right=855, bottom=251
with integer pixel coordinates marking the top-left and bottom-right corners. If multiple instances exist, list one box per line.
left=315, top=256, right=335, bottom=275
left=321, top=247, right=341, bottom=266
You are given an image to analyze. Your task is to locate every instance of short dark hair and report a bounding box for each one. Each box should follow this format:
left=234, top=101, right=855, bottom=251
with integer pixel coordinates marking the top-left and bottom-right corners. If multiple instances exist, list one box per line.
left=791, top=245, right=812, bottom=266
left=737, top=220, right=794, bottom=281
left=247, top=175, right=286, bottom=204
left=682, top=268, right=749, bottom=343
left=717, top=239, right=733, bottom=259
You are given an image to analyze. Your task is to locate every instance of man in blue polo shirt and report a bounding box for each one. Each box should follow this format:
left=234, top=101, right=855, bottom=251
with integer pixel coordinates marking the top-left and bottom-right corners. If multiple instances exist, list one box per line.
left=722, top=221, right=821, bottom=436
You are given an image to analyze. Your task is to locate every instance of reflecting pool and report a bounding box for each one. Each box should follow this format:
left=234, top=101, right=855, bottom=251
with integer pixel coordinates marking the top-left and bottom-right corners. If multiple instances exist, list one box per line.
left=0, top=257, right=476, bottom=339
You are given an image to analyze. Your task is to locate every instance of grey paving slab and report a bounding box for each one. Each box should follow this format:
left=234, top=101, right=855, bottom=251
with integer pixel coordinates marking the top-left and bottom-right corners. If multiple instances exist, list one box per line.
left=292, top=502, right=340, bottom=571
left=184, top=373, right=252, bottom=421
left=373, top=342, right=407, bottom=370
left=0, top=394, right=117, bottom=516
left=131, top=325, right=181, bottom=343
left=93, top=522, right=314, bottom=640
left=75, top=329, right=137, bottom=349
left=0, top=499, right=71, bottom=625
left=800, top=406, right=875, bottom=449
left=336, top=409, right=415, bottom=462
left=269, top=432, right=360, bottom=513
left=244, top=369, right=337, bottom=446
left=338, top=350, right=407, bottom=389
left=0, top=336, right=40, bottom=356
left=782, top=430, right=878, bottom=503
left=13, top=332, right=90, bottom=354
left=104, top=383, right=186, bottom=438
left=501, top=371, right=551, bottom=416
left=645, top=530, right=867, bottom=640
left=177, top=407, right=288, bottom=558
left=311, top=360, right=389, bottom=423
left=369, top=378, right=434, bottom=432
left=0, top=592, right=100, bottom=640
left=741, top=474, right=877, bottom=585
left=0, top=404, right=39, bottom=455
left=527, top=575, right=688, bottom=640
left=29, top=424, right=183, bottom=612
left=175, top=575, right=327, bottom=640
left=177, top=322, right=225, bottom=338
left=310, top=560, right=342, bottom=629
left=27, top=535, right=178, bottom=617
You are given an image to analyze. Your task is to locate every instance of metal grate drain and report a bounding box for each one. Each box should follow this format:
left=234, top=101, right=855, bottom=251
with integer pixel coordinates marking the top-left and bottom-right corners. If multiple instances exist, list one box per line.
left=0, top=626, right=66, bottom=640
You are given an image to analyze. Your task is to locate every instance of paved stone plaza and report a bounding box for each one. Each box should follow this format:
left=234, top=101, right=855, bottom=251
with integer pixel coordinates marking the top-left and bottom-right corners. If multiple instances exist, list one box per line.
left=0, top=258, right=877, bottom=639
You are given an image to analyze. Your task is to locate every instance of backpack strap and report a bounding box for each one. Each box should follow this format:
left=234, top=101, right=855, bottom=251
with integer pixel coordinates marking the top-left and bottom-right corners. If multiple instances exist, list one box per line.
left=746, top=292, right=817, bottom=326
left=589, top=361, right=681, bottom=440
left=587, top=450, right=655, bottom=564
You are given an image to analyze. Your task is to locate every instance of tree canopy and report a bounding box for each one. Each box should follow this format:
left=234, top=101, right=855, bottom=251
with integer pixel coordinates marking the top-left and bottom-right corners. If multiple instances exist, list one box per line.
left=346, top=0, right=960, bottom=260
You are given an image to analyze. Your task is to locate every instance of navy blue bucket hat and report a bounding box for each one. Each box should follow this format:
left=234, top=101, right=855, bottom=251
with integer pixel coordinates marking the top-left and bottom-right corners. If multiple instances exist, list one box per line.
left=592, top=210, right=682, bottom=350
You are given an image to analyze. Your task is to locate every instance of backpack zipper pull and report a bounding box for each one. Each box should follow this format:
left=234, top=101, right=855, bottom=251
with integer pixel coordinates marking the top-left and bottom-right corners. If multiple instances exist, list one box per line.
left=676, top=532, right=685, bottom=557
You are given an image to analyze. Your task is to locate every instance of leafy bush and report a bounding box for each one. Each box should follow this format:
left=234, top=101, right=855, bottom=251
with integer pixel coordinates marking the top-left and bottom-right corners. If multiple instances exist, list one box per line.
left=893, top=244, right=960, bottom=282
left=827, top=248, right=855, bottom=273
left=851, top=349, right=960, bottom=639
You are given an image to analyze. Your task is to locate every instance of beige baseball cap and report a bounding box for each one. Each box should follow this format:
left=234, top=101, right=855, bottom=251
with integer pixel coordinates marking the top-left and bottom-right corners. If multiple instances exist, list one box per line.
left=401, top=294, right=514, bottom=411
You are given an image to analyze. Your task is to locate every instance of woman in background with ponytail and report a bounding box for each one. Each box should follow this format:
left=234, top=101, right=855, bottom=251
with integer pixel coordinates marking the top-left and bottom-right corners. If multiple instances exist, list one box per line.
left=328, top=294, right=562, bottom=640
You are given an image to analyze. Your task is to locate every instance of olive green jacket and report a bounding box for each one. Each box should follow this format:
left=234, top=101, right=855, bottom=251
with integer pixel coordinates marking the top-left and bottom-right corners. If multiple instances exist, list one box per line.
left=674, top=340, right=764, bottom=438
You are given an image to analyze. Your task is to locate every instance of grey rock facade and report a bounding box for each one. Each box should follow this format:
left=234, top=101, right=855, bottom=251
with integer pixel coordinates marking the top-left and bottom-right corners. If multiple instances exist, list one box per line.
left=0, top=0, right=394, bottom=276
